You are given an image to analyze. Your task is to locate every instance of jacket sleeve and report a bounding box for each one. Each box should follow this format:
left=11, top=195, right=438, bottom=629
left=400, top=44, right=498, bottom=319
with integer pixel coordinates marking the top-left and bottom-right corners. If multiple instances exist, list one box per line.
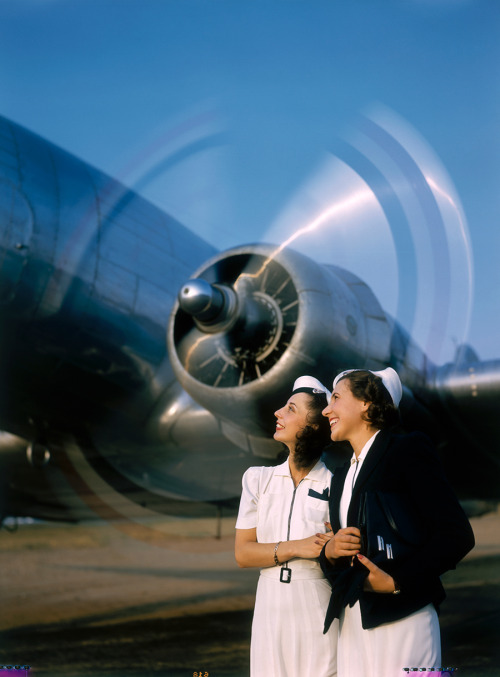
left=385, top=433, right=475, bottom=593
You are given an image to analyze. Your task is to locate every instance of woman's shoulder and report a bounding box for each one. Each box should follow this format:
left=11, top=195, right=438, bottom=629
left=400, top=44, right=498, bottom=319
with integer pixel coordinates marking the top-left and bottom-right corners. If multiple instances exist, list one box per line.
left=313, top=458, right=334, bottom=481
left=241, top=465, right=262, bottom=479
left=384, top=429, right=439, bottom=463
left=241, top=463, right=282, bottom=486
left=241, top=465, right=263, bottom=487
left=240, top=462, right=287, bottom=500
left=386, top=429, right=434, bottom=448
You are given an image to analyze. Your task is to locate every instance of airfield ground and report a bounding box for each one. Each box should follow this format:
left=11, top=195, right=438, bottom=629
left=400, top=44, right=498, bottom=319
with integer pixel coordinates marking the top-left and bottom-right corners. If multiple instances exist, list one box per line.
left=0, top=506, right=499, bottom=677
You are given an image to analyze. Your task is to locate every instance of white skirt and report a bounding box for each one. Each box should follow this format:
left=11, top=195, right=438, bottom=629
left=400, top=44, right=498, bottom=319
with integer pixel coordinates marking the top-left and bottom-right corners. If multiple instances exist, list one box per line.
left=250, top=569, right=338, bottom=677
left=338, top=601, right=441, bottom=677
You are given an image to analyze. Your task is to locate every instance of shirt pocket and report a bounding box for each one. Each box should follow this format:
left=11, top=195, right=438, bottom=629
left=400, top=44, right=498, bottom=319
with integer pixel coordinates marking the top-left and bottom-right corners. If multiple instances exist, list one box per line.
left=304, top=492, right=330, bottom=531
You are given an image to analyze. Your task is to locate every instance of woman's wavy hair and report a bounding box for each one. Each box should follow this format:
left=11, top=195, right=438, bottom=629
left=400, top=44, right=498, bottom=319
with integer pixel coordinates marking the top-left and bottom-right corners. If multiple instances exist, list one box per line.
left=339, top=370, right=400, bottom=430
left=293, top=392, right=332, bottom=469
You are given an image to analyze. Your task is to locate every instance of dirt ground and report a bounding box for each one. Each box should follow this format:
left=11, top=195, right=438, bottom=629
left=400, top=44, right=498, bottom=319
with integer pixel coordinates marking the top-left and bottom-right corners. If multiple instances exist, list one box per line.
left=0, top=507, right=499, bottom=677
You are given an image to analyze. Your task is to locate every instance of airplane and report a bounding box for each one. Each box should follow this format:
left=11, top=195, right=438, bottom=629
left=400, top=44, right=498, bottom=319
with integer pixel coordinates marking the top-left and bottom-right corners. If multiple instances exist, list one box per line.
left=0, top=113, right=499, bottom=532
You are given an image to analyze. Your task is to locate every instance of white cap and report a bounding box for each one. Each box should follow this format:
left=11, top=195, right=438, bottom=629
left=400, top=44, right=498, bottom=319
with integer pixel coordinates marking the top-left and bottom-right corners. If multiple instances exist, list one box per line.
left=292, top=375, right=332, bottom=402
left=332, top=367, right=402, bottom=407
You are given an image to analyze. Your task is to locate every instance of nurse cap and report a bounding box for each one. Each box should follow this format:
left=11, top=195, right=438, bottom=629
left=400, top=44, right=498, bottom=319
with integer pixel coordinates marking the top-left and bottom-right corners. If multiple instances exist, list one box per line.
left=333, top=367, right=402, bottom=407
left=292, top=375, right=331, bottom=402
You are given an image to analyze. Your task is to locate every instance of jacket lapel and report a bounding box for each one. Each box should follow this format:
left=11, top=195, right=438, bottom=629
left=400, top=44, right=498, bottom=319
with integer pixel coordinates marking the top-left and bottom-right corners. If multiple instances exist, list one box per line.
left=330, top=461, right=349, bottom=531
left=347, top=429, right=392, bottom=524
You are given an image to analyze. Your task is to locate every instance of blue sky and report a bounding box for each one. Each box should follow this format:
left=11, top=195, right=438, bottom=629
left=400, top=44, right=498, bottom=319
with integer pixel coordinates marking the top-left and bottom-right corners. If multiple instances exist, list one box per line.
left=0, top=0, right=498, bottom=364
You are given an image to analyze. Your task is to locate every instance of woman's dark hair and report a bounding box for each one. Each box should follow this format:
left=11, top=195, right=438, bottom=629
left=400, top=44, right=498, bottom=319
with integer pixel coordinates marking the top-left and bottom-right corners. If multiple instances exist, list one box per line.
left=338, top=370, right=400, bottom=430
left=293, top=392, right=332, bottom=469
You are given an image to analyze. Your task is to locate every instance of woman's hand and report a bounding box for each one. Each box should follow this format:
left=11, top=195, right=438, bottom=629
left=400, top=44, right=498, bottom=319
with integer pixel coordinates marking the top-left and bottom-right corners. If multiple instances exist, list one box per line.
left=294, top=533, right=330, bottom=559
left=292, top=521, right=334, bottom=559
left=324, top=526, right=361, bottom=562
left=314, top=521, right=334, bottom=545
left=356, top=554, right=398, bottom=593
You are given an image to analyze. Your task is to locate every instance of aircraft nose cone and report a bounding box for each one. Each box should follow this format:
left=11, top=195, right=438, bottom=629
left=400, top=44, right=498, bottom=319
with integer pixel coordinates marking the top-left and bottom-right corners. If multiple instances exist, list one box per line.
left=177, top=278, right=231, bottom=325
left=178, top=279, right=216, bottom=315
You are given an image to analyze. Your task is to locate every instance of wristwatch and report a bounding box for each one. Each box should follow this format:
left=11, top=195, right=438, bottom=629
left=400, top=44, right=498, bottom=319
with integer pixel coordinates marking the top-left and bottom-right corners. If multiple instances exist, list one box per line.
left=392, top=581, right=401, bottom=595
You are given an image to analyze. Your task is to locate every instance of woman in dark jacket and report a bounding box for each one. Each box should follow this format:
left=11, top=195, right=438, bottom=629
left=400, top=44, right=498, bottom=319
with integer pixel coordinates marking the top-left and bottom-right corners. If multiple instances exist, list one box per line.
left=319, top=367, right=474, bottom=677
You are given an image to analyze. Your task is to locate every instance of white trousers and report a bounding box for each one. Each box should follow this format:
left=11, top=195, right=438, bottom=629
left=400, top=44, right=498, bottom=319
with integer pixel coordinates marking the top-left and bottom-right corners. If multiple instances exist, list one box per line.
left=250, top=572, right=338, bottom=677
left=338, top=601, right=441, bottom=677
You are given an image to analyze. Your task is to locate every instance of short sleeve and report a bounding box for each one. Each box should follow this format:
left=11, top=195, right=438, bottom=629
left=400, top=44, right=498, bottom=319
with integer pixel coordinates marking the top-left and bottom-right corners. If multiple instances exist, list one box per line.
left=235, top=466, right=262, bottom=530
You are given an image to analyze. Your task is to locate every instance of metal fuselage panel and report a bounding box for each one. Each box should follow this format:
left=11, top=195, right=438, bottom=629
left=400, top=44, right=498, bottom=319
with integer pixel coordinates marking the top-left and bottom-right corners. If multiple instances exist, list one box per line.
left=0, top=115, right=217, bottom=437
left=0, top=116, right=234, bottom=518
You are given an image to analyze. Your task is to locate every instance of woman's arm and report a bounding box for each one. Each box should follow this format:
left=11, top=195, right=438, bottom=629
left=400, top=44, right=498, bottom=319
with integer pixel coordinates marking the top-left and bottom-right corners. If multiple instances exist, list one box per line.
left=235, top=527, right=332, bottom=568
left=382, top=433, right=475, bottom=592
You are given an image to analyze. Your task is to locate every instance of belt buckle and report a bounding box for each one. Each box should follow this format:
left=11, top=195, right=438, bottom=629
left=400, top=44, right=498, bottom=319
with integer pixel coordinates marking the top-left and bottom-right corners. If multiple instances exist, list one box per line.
left=280, top=566, right=292, bottom=583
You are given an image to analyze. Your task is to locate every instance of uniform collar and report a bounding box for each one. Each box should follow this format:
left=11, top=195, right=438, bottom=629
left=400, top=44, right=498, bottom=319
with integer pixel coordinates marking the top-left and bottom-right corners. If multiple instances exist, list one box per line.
left=273, top=457, right=325, bottom=481
left=350, top=430, right=380, bottom=465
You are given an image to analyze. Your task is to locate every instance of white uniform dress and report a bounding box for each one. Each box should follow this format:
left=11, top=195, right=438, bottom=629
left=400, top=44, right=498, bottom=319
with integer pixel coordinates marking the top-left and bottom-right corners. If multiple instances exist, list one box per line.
left=236, top=458, right=338, bottom=677
left=337, top=434, right=440, bottom=677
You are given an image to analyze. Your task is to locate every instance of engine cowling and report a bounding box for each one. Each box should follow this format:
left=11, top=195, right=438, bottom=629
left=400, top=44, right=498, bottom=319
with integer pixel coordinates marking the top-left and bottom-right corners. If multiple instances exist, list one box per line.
left=167, top=244, right=393, bottom=454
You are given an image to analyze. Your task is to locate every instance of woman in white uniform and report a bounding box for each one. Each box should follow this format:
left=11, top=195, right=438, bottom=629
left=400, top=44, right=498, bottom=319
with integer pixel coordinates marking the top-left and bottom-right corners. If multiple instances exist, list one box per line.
left=320, top=367, right=474, bottom=677
left=235, top=376, right=338, bottom=677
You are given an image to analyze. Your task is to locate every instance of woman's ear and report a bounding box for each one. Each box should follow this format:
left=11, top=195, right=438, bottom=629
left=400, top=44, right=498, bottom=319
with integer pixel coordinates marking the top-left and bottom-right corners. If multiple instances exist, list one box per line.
left=360, top=401, right=371, bottom=424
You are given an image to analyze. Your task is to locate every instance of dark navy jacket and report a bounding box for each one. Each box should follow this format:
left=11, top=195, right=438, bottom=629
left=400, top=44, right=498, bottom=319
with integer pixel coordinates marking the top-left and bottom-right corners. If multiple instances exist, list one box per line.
left=320, top=429, right=475, bottom=631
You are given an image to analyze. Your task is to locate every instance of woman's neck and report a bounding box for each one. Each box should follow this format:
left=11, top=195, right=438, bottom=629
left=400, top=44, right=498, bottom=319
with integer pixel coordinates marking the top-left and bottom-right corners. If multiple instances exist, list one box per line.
left=350, top=426, right=379, bottom=459
left=288, top=450, right=316, bottom=487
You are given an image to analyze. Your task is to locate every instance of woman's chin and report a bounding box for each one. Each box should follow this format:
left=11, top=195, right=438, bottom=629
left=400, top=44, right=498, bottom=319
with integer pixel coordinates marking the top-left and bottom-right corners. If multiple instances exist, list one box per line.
left=329, top=427, right=342, bottom=442
left=273, top=430, right=289, bottom=446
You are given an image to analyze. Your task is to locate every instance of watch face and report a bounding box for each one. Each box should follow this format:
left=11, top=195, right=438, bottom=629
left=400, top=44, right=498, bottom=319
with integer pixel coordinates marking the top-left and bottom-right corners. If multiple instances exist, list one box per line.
left=173, top=253, right=299, bottom=388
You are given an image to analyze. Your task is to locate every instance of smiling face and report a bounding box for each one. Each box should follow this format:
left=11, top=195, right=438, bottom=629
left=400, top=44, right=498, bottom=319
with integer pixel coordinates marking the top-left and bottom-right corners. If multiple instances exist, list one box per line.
left=273, top=392, right=313, bottom=452
left=322, top=378, right=372, bottom=449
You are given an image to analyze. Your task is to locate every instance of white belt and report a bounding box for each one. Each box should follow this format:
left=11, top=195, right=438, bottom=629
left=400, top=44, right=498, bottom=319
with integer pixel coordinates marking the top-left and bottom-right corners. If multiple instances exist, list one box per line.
left=260, top=563, right=326, bottom=581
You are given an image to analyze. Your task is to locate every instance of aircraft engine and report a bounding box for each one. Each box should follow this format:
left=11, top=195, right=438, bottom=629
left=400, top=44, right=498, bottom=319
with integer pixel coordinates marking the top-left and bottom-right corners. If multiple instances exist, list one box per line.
left=167, top=244, right=393, bottom=457
left=432, top=356, right=500, bottom=451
